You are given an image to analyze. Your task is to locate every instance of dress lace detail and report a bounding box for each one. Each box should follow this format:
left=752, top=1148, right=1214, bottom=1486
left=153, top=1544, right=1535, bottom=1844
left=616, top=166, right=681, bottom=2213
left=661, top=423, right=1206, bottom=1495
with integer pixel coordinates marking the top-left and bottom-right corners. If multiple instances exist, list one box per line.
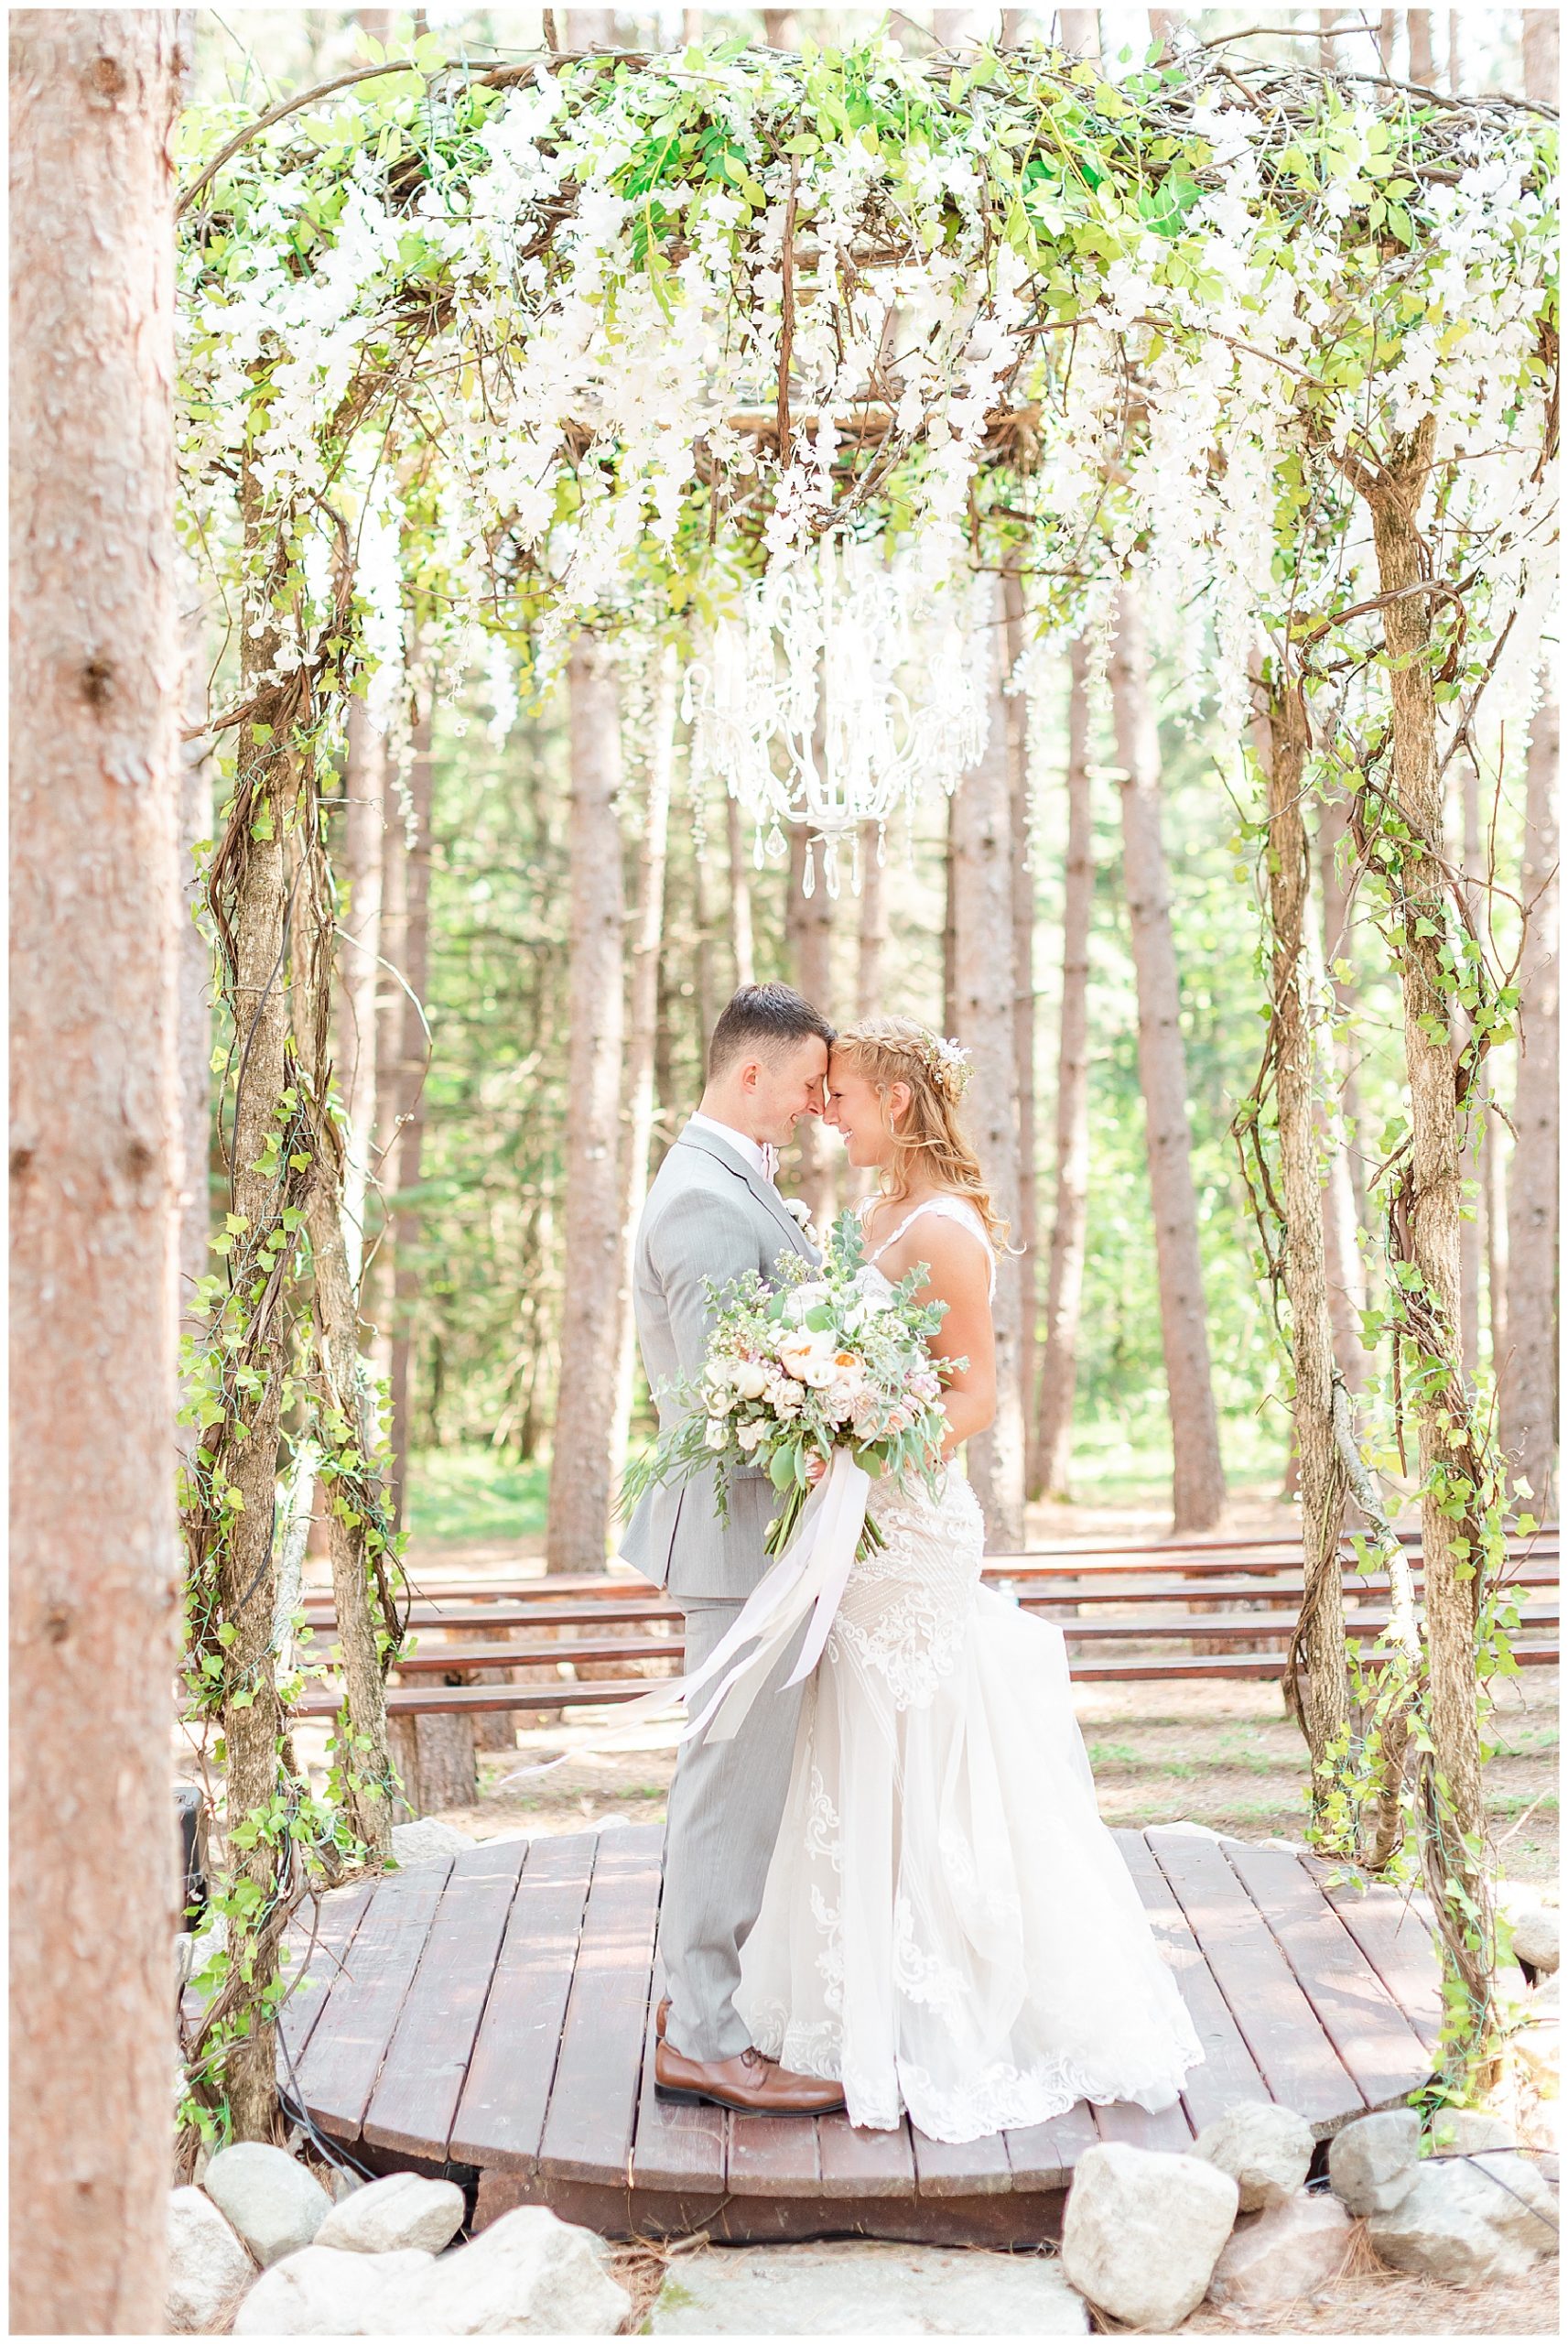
left=736, top=1256, right=1206, bottom=2143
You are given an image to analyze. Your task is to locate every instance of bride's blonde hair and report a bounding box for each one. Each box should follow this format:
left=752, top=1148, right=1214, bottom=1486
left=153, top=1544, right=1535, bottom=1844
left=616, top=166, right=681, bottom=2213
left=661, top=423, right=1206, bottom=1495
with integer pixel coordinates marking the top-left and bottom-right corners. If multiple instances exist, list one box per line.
left=833, top=1015, right=1010, bottom=1253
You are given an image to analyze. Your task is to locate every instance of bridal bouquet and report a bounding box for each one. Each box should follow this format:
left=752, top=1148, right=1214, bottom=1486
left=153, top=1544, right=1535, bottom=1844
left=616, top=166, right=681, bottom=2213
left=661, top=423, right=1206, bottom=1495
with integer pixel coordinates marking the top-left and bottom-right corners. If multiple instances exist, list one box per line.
left=622, top=1209, right=957, bottom=1563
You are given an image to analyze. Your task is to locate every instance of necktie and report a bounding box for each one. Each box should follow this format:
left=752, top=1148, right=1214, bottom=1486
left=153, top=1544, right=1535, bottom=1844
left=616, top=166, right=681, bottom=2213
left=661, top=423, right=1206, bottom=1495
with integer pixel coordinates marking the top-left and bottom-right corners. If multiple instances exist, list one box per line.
left=761, top=1142, right=779, bottom=1186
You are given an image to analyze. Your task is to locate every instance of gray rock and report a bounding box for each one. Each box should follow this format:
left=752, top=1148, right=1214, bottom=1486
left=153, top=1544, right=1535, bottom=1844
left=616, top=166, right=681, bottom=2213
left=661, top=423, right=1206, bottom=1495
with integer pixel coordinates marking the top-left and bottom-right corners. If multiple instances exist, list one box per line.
left=1427, top=2108, right=1519, bottom=2157
left=1513, top=1908, right=1561, bottom=1976
left=390, top=1818, right=470, bottom=1868
left=1327, top=2110, right=1421, bottom=2215
left=383, top=2206, right=630, bottom=2334
left=203, top=2143, right=332, bottom=2269
left=1368, top=2156, right=1560, bottom=2283
left=646, top=2240, right=1088, bottom=2333
left=1061, top=2141, right=1238, bottom=2330
left=233, top=2245, right=434, bottom=2335
left=1193, top=2101, right=1314, bottom=2210
left=316, top=2172, right=465, bottom=2256
left=167, top=2187, right=255, bottom=2335
left=1206, top=2190, right=1354, bottom=2310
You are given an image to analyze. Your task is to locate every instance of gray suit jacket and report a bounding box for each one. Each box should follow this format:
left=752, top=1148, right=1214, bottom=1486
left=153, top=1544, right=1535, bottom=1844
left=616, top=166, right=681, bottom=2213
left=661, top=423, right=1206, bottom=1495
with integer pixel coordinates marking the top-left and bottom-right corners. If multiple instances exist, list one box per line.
left=621, top=1121, right=820, bottom=1600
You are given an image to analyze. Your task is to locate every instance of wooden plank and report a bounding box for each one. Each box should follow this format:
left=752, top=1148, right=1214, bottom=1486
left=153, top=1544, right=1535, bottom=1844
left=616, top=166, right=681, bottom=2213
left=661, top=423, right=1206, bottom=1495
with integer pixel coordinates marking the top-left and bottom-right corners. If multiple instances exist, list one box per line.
left=912, top=2122, right=1013, bottom=2198
left=275, top=1880, right=374, bottom=2089
left=537, top=1829, right=663, bottom=2188
left=726, top=2107, right=822, bottom=2197
left=1223, top=1842, right=1434, bottom=2108
left=1115, top=1829, right=1272, bottom=2133
left=629, top=1945, right=727, bottom=2198
left=1019, top=1568, right=1562, bottom=1610
left=362, top=1839, right=526, bottom=2160
left=292, top=1859, right=454, bottom=2142
left=816, top=2110, right=917, bottom=2200
left=373, top=1636, right=685, bottom=1674
left=1002, top=2100, right=1098, bottom=2192
left=1146, top=1829, right=1358, bottom=2128
left=1091, top=2093, right=1194, bottom=2152
left=450, top=1830, right=597, bottom=2174
left=1314, top=1868, right=1444, bottom=2052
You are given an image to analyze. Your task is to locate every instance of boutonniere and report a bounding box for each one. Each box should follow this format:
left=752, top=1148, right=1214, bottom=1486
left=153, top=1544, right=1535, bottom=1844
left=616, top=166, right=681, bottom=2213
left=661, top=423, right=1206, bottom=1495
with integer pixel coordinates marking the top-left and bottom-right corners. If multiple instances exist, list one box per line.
left=781, top=1194, right=820, bottom=1248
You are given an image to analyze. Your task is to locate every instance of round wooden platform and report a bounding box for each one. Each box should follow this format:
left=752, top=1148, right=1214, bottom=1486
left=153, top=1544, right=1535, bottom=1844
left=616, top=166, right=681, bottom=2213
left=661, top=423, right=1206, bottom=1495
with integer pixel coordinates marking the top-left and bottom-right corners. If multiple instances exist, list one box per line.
left=277, top=1821, right=1443, bottom=2247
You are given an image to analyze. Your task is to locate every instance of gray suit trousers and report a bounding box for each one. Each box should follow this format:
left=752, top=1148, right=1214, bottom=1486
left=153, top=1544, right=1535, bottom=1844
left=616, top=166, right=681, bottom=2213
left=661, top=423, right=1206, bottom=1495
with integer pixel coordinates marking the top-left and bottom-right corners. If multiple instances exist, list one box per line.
left=661, top=1599, right=807, bottom=2064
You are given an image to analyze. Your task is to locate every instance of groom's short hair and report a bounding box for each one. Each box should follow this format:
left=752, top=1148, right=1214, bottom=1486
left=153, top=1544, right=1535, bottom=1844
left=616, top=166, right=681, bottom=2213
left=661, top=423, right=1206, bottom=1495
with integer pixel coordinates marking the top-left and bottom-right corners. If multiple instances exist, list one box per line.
left=708, top=982, right=835, bottom=1077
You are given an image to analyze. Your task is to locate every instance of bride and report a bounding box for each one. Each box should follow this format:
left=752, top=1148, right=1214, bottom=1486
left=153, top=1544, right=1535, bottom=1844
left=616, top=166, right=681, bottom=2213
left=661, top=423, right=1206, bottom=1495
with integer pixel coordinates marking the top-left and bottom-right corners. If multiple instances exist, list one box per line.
left=732, top=1015, right=1206, bottom=2143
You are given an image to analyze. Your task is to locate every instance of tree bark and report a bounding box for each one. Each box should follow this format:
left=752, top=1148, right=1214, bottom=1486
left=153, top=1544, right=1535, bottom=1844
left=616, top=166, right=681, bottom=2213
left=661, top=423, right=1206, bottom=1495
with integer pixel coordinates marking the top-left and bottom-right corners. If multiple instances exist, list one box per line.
left=942, top=790, right=959, bottom=1037
left=385, top=662, right=434, bottom=1533
left=1379, top=9, right=1396, bottom=69
left=728, top=795, right=755, bottom=988
left=1501, top=691, right=1559, bottom=1515
left=1407, top=8, right=1435, bottom=83
left=10, top=14, right=188, bottom=2327
left=179, top=581, right=214, bottom=1332
left=1251, top=671, right=1352, bottom=1798
left=1108, top=583, right=1227, bottom=1533
left=1456, top=750, right=1484, bottom=1381
left=340, top=697, right=386, bottom=1287
left=546, top=639, right=625, bottom=1568
left=612, top=644, right=676, bottom=1476
left=1057, top=10, right=1100, bottom=55
left=856, top=820, right=888, bottom=1020
left=787, top=822, right=838, bottom=1223
left=1004, top=571, right=1039, bottom=1484
left=1523, top=8, right=1559, bottom=101
left=1362, top=420, right=1493, bottom=2040
left=952, top=586, right=1026, bottom=1549
left=1033, top=639, right=1094, bottom=1501
left=762, top=8, right=799, bottom=44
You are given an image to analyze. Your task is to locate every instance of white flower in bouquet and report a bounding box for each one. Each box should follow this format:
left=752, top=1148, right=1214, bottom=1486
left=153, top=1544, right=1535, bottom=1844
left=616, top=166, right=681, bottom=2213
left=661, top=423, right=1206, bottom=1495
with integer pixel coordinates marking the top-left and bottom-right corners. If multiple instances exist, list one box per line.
left=776, top=1329, right=837, bottom=1384
left=621, top=1208, right=965, bottom=1565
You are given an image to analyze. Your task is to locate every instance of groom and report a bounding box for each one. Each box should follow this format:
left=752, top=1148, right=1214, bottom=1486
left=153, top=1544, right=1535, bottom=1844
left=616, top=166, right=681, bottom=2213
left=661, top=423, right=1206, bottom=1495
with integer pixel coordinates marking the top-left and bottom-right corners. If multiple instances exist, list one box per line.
left=623, top=982, right=847, bottom=2117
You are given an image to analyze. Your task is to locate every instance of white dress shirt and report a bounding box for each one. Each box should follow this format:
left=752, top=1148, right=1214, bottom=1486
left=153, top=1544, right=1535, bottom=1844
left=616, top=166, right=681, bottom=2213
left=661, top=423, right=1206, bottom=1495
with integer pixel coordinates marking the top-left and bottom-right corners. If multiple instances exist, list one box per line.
left=688, top=1111, right=778, bottom=1186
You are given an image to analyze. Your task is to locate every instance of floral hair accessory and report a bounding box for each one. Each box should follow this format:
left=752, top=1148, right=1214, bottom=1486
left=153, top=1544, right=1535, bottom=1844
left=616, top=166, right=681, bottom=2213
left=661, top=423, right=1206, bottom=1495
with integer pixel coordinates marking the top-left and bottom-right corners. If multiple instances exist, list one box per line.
left=910, top=1032, right=973, bottom=1101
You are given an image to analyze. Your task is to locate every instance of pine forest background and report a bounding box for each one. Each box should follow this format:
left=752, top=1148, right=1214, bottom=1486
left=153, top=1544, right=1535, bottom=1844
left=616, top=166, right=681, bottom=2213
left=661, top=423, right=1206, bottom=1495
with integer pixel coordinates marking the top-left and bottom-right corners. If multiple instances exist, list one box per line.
left=181, top=5, right=1557, bottom=1557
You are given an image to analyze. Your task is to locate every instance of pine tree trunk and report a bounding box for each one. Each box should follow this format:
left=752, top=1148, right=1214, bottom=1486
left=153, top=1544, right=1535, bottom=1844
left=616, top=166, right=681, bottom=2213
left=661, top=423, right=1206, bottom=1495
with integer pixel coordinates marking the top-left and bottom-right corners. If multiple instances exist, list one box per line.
left=728, top=795, right=755, bottom=988
left=942, top=789, right=958, bottom=1036
left=856, top=820, right=888, bottom=1019
left=952, top=586, right=1026, bottom=1548
left=787, top=823, right=838, bottom=1222
left=179, top=582, right=214, bottom=1333
left=546, top=639, right=625, bottom=1569
left=10, top=14, right=188, bottom=2325
left=1252, top=674, right=1352, bottom=1793
left=1033, top=639, right=1094, bottom=1501
left=1108, top=583, right=1227, bottom=1534
left=386, top=666, right=434, bottom=1532
left=341, top=698, right=386, bottom=1286
left=1523, top=7, right=1559, bottom=102
left=1455, top=751, right=1485, bottom=1380
left=1317, top=789, right=1369, bottom=1227
left=1362, top=422, right=1493, bottom=2042
left=1004, top=571, right=1039, bottom=1481
left=1501, top=690, right=1559, bottom=1515
left=612, top=645, right=676, bottom=1474
left=1407, top=9, right=1434, bottom=82
left=1057, top=10, right=1099, bottom=53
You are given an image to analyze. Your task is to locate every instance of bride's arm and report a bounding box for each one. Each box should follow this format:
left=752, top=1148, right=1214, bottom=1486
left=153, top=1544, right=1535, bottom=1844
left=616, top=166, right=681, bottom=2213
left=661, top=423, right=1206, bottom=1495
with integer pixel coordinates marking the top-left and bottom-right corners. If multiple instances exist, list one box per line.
left=892, top=1221, right=996, bottom=1459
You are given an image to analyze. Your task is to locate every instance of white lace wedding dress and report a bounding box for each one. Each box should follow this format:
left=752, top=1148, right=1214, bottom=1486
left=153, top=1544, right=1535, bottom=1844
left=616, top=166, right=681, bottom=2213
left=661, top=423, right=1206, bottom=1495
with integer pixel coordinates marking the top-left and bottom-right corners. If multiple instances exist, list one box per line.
left=734, top=1197, right=1206, bottom=2143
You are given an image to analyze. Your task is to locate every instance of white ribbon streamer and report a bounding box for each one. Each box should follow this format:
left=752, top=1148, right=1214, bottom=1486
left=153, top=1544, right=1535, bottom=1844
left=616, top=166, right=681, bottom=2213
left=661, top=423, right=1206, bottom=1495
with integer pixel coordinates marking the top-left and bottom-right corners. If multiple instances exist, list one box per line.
left=498, top=1449, right=871, bottom=1781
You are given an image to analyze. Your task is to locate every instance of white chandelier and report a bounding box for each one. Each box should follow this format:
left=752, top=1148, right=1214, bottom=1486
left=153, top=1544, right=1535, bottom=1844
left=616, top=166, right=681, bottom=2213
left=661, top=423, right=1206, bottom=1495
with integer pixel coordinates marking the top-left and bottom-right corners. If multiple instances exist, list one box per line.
left=683, top=537, right=993, bottom=888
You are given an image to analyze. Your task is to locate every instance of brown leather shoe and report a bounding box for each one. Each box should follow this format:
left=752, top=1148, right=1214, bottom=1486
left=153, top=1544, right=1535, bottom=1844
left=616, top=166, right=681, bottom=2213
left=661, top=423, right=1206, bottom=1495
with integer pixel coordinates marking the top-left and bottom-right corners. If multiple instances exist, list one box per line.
left=654, top=2038, right=846, bottom=2115
left=654, top=1994, right=669, bottom=2040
